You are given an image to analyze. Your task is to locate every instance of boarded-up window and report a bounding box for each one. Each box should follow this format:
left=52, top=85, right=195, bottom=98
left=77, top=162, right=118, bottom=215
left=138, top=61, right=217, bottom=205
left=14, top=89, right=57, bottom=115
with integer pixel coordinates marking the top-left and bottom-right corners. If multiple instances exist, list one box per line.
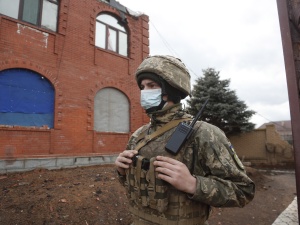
left=0, top=68, right=54, bottom=128
left=94, top=88, right=129, bottom=133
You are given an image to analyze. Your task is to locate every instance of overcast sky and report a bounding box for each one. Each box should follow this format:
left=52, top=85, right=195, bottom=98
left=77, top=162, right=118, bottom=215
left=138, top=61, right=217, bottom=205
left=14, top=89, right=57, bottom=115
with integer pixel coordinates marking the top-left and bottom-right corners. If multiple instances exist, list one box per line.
left=119, top=0, right=290, bottom=128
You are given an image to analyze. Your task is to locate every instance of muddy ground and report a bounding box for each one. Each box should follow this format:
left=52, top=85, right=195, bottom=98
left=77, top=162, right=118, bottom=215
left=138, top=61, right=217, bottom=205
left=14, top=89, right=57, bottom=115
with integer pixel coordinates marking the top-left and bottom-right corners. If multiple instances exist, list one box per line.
left=0, top=165, right=296, bottom=225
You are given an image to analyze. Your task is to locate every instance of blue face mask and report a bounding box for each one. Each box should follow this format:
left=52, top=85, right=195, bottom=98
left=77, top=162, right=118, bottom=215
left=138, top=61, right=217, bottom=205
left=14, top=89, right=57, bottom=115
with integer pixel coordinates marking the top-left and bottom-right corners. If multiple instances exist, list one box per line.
left=140, top=89, right=162, bottom=110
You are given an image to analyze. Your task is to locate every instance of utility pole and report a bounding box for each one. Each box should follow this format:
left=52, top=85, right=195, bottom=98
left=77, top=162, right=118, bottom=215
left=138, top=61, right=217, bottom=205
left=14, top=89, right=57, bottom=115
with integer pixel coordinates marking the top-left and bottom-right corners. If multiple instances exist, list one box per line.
left=277, top=0, right=300, bottom=220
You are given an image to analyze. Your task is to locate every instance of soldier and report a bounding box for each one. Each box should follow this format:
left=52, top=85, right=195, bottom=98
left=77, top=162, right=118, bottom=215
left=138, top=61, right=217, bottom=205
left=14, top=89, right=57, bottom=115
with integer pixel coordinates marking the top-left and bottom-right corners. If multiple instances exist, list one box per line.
left=115, top=55, right=255, bottom=225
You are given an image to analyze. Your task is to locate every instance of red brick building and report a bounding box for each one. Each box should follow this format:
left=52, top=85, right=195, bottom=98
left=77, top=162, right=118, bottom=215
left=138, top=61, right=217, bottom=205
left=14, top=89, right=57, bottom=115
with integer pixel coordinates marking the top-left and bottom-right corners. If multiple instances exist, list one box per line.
left=0, top=0, right=149, bottom=159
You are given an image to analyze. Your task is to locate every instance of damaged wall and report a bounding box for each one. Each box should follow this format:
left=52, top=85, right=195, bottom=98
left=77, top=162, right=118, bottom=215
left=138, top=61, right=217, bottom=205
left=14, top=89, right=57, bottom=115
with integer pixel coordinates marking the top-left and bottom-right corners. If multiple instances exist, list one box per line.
left=230, top=124, right=294, bottom=166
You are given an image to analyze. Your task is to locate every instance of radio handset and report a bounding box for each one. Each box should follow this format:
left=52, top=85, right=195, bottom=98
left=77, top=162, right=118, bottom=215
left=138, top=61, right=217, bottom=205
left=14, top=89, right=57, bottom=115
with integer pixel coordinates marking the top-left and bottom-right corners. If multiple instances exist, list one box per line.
left=165, top=98, right=209, bottom=155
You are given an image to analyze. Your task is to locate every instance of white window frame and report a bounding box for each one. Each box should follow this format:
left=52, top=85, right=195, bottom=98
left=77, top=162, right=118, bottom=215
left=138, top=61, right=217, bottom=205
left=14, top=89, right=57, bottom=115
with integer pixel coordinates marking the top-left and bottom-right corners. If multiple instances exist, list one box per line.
left=95, top=13, right=128, bottom=57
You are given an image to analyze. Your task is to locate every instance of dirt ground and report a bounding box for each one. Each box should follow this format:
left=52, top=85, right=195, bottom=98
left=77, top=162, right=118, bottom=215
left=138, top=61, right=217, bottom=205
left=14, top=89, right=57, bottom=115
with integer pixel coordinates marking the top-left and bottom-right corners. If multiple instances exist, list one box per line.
left=0, top=164, right=296, bottom=225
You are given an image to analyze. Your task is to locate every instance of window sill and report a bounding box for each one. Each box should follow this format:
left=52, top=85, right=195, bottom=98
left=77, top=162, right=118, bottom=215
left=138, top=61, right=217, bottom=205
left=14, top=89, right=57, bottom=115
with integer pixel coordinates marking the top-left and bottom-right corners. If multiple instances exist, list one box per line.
left=95, top=46, right=129, bottom=59
left=0, top=15, right=57, bottom=35
left=0, top=125, right=52, bottom=131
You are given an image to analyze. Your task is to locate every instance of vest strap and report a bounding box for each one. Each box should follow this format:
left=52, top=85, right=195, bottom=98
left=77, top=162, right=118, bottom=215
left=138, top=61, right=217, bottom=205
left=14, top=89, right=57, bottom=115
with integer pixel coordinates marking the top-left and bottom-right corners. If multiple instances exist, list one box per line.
left=135, top=118, right=192, bottom=152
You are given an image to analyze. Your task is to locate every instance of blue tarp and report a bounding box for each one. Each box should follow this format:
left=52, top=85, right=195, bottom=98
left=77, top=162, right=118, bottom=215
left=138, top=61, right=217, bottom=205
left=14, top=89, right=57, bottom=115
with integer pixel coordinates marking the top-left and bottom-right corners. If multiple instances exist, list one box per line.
left=0, top=112, right=54, bottom=127
left=0, top=69, right=54, bottom=128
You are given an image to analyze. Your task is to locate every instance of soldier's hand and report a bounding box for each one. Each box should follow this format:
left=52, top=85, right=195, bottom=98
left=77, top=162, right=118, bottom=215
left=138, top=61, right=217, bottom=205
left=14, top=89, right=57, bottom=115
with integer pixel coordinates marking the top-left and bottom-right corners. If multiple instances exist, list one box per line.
left=115, top=150, right=138, bottom=175
left=153, top=156, right=196, bottom=194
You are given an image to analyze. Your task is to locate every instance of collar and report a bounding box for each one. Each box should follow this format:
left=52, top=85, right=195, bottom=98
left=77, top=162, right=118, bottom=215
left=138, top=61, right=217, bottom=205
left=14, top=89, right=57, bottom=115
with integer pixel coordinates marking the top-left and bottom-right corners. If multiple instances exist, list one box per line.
left=148, top=103, right=191, bottom=125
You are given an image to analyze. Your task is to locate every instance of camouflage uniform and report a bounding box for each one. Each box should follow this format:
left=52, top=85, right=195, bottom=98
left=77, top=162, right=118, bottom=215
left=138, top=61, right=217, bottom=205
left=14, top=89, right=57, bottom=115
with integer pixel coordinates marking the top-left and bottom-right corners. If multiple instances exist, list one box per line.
left=118, top=55, right=255, bottom=224
left=119, top=103, right=255, bottom=225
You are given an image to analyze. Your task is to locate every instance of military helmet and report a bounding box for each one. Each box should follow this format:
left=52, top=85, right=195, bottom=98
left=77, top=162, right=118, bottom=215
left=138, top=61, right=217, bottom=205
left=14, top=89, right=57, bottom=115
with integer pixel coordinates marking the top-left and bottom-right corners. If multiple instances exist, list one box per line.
left=135, top=55, right=191, bottom=98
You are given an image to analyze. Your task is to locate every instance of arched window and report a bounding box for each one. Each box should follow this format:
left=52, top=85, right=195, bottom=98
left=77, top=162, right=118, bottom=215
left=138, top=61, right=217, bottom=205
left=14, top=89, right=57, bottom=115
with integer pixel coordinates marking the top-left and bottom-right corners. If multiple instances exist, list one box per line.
left=94, top=88, right=129, bottom=133
left=0, top=68, right=55, bottom=128
left=95, top=13, right=128, bottom=57
left=0, top=0, right=59, bottom=31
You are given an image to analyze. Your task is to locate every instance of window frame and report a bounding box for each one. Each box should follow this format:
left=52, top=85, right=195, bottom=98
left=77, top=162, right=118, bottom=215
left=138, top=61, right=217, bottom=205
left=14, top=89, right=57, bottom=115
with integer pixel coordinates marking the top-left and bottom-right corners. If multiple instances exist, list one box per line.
left=0, top=0, right=59, bottom=31
left=96, top=13, right=128, bottom=57
left=105, top=23, right=119, bottom=53
left=18, top=0, right=42, bottom=27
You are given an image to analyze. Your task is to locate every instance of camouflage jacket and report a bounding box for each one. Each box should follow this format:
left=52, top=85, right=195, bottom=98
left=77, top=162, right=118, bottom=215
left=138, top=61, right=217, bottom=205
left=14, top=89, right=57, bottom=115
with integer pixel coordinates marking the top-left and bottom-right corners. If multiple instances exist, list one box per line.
left=121, top=103, right=255, bottom=224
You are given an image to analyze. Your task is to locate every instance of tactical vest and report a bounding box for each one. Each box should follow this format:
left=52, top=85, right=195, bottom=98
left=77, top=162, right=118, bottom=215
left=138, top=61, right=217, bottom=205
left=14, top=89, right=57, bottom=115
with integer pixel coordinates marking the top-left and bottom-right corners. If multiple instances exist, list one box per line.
left=125, top=122, right=210, bottom=225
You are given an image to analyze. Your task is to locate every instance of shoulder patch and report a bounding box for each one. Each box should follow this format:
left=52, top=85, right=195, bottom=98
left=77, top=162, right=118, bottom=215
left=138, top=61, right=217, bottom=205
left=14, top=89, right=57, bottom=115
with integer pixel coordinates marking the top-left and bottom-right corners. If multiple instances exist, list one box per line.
left=229, top=145, right=245, bottom=170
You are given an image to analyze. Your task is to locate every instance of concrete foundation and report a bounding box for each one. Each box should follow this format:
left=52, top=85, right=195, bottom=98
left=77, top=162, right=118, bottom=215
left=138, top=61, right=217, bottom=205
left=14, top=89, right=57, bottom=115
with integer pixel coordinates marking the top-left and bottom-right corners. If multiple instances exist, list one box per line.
left=0, top=154, right=118, bottom=174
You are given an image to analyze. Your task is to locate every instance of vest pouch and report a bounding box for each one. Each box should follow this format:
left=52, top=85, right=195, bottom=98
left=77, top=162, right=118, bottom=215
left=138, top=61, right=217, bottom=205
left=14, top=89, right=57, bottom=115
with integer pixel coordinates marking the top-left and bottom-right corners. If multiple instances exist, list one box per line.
left=135, top=156, right=149, bottom=207
left=126, top=156, right=150, bottom=207
left=126, top=163, right=136, bottom=202
left=146, top=157, right=169, bottom=213
left=155, top=176, right=169, bottom=213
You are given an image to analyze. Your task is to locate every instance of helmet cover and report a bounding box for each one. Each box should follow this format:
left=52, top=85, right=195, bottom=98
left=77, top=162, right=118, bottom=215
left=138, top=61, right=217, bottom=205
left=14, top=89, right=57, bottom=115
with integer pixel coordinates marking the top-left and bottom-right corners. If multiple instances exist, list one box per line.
left=135, top=55, right=191, bottom=98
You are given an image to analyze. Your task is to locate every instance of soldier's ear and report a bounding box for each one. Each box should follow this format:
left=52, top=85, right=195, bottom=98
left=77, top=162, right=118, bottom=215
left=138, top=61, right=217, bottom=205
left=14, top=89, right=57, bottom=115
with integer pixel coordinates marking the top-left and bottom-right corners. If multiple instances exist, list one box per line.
left=162, top=95, right=168, bottom=102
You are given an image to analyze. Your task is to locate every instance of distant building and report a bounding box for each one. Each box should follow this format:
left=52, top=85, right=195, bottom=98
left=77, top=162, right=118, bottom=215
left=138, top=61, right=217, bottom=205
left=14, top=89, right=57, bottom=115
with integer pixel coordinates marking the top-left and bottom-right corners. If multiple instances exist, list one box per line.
left=230, top=123, right=294, bottom=166
left=258, top=121, right=293, bottom=145
left=0, top=0, right=150, bottom=159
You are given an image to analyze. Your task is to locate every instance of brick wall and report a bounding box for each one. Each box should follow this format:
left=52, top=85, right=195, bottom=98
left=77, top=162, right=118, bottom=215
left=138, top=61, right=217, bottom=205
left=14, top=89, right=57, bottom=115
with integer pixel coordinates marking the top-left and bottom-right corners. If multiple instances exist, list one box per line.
left=0, top=0, right=149, bottom=158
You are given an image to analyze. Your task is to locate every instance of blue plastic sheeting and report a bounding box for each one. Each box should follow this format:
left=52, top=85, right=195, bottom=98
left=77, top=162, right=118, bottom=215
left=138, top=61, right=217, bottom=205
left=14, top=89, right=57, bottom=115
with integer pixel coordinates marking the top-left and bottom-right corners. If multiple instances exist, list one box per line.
left=0, top=68, right=54, bottom=128
left=0, top=112, right=54, bottom=128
